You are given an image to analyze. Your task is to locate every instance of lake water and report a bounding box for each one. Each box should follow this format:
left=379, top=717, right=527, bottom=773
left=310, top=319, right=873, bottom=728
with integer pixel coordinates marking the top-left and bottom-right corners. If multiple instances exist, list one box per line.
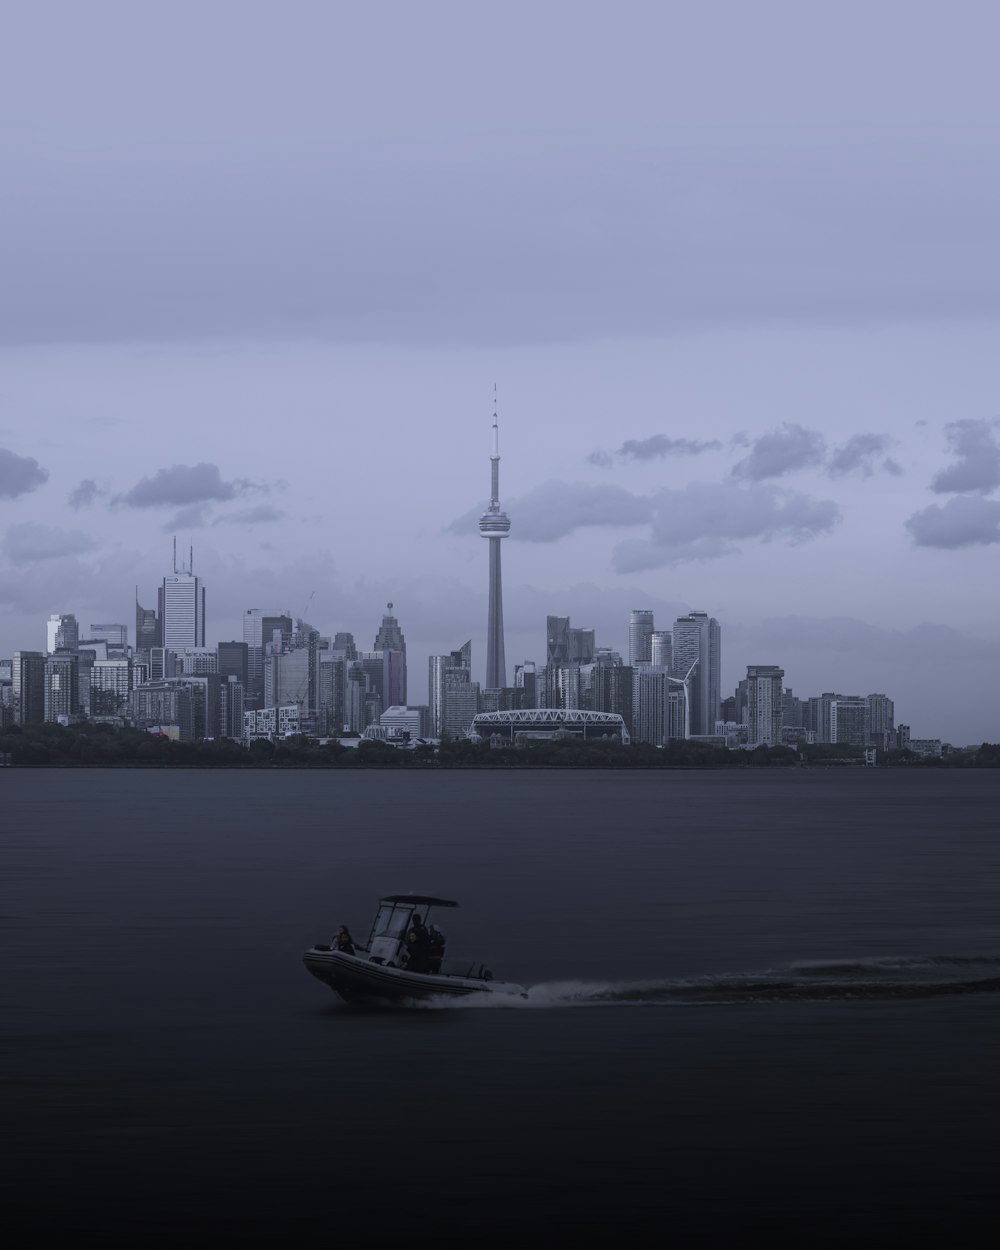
left=4, top=768, right=1000, bottom=1241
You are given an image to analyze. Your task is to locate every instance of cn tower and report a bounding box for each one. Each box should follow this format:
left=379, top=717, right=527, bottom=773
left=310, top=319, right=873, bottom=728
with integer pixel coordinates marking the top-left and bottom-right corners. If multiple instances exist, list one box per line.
left=479, top=397, right=511, bottom=689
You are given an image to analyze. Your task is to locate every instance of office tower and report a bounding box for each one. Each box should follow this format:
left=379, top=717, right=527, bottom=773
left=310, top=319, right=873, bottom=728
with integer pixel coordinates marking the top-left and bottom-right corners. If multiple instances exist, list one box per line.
left=44, top=652, right=79, bottom=721
left=592, top=664, right=635, bottom=733
left=374, top=604, right=407, bottom=704
left=829, top=696, right=868, bottom=746
left=546, top=616, right=595, bottom=666
left=217, top=642, right=249, bottom=688
left=514, top=661, right=538, bottom=708
left=148, top=647, right=176, bottom=682
left=135, top=592, right=162, bottom=652
left=745, top=665, right=784, bottom=746
left=46, top=614, right=79, bottom=654
left=131, top=680, right=194, bottom=740
left=220, top=676, right=246, bottom=739
left=650, top=631, right=672, bottom=670
left=628, top=610, right=654, bottom=666
left=159, top=542, right=206, bottom=652
left=12, top=652, right=46, bottom=726
left=332, top=632, right=358, bottom=660
left=266, top=638, right=318, bottom=712
left=89, top=624, right=127, bottom=651
left=479, top=400, right=511, bottom=689
left=360, top=650, right=403, bottom=711
left=179, top=648, right=218, bottom=675
left=632, top=667, right=673, bottom=745
left=671, top=611, right=721, bottom=736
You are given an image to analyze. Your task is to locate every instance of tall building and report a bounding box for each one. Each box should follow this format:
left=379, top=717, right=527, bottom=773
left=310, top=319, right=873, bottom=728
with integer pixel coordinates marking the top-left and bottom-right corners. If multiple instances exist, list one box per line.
left=218, top=641, right=249, bottom=688
left=46, top=614, right=79, bottom=654
left=89, top=624, right=127, bottom=650
left=44, top=652, right=80, bottom=722
left=479, top=400, right=511, bottom=690
left=745, top=665, right=784, bottom=746
left=672, top=612, right=721, bottom=737
left=374, top=604, right=407, bottom=705
left=866, top=694, right=895, bottom=748
left=428, top=641, right=474, bottom=738
left=12, top=652, right=46, bottom=726
left=135, top=592, right=161, bottom=651
left=546, top=616, right=595, bottom=666
left=628, top=610, right=654, bottom=666
left=243, top=609, right=292, bottom=706
left=159, top=542, right=206, bottom=653
left=650, top=631, right=672, bottom=670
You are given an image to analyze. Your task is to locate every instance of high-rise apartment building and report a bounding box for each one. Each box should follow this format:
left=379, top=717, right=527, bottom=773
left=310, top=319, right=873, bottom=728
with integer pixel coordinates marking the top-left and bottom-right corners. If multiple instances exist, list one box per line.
left=12, top=651, right=46, bottom=726
left=243, top=609, right=292, bottom=707
left=428, top=641, right=476, bottom=739
left=374, top=604, right=407, bottom=705
left=650, top=631, right=672, bottom=670
left=479, top=401, right=511, bottom=689
left=745, top=665, right=784, bottom=746
left=628, top=610, right=654, bottom=666
left=44, top=652, right=79, bottom=722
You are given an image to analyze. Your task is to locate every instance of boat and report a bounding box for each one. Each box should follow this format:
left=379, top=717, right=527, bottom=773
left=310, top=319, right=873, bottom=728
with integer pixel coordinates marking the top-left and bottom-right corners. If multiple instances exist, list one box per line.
left=303, top=894, right=528, bottom=1004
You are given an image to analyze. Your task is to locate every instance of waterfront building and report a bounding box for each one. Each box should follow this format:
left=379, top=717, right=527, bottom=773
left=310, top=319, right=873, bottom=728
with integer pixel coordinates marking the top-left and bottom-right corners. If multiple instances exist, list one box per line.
left=131, top=679, right=194, bottom=740
left=428, top=642, right=474, bottom=738
left=46, top=614, right=79, bottom=654
left=671, top=612, right=721, bottom=737
left=373, top=604, right=407, bottom=705
left=829, top=696, right=868, bottom=747
left=220, top=676, right=245, bottom=739
left=866, top=694, right=895, bottom=748
left=745, top=665, right=785, bottom=746
left=632, top=667, right=671, bottom=746
left=379, top=705, right=431, bottom=740
left=479, top=400, right=511, bottom=690
left=591, top=663, right=634, bottom=733
left=90, top=659, right=131, bottom=717
left=470, top=708, right=630, bottom=745
left=44, top=652, right=80, bottom=721
left=12, top=651, right=46, bottom=726
left=243, top=704, right=301, bottom=743
left=628, top=610, right=654, bottom=667
left=217, top=641, right=249, bottom=688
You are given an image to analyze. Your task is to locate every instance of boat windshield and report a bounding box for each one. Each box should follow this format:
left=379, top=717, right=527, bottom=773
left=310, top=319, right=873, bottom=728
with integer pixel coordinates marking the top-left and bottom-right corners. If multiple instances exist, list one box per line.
left=373, top=905, right=411, bottom=940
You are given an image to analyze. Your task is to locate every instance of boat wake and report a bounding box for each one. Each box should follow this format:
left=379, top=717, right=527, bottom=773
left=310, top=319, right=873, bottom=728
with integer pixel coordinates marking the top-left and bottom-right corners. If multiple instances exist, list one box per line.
left=426, top=955, right=1000, bottom=1009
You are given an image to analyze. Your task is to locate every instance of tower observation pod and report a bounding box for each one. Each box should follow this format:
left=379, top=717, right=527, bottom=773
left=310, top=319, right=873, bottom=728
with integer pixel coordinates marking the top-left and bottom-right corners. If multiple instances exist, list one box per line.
left=479, top=400, right=510, bottom=689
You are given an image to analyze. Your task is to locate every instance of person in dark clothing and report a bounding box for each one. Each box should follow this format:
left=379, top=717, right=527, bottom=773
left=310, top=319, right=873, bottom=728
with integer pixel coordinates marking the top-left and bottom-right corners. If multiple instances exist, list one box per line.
left=427, top=924, right=446, bottom=974
left=405, top=915, right=431, bottom=973
left=333, top=925, right=356, bottom=955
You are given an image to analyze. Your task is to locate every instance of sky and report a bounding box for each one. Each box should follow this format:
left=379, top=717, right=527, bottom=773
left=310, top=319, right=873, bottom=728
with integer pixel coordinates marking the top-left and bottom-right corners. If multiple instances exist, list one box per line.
left=1, top=1, right=999, bottom=743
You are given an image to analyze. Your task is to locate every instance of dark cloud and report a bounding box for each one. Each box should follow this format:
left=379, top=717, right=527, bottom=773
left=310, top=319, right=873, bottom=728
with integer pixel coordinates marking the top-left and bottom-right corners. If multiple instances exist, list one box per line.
left=213, top=504, right=286, bottom=526
left=0, top=448, right=48, bottom=499
left=827, top=433, right=897, bottom=477
left=68, top=478, right=101, bottom=509
left=162, top=504, right=212, bottom=532
left=448, top=482, right=653, bottom=543
left=117, top=462, right=265, bottom=509
left=931, top=419, right=1000, bottom=493
left=588, top=434, right=722, bottom=466
left=2, top=522, right=96, bottom=565
left=906, top=495, right=1000, bottom=548
left=732, top=424, right=826, bottom=481
left=613, top=482, right=840, bottom=571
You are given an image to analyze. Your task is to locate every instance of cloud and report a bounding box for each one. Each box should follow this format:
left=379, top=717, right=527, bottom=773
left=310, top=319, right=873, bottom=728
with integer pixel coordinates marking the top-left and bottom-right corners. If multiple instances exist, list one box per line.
left=613, top=481, right=840, bottom=571
left=0, top=448, right=48, bottom=499
left=732, top=424, right=826, bottom=481
left=163, top=504, right=212, bottom=531
left=448, top=481, right=653, bottom=542
left=68, top=478, right=102, bottom=509
left=931, top=419, right=1000, bottom=493
left=906, top=495, right=1000, bottom=548
left=117, top=462, right=265, bottom=508
left=2, top=522, right=96, bottom=565
left=213, top=504, right=286, bottom=526
left=827, top=433, right=898, bottom=478
left=588, top=434, right=722, bottom=466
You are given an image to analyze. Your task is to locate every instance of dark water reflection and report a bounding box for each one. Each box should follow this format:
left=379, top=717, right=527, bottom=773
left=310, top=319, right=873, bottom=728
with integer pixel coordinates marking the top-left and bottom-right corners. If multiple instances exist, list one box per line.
left=4, top=769, right=1000, bottom=1239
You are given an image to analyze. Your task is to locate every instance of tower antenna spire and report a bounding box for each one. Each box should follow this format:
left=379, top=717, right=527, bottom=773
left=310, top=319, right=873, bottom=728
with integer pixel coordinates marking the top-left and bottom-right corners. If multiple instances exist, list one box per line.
left=479, top=386, right=511, bottom=689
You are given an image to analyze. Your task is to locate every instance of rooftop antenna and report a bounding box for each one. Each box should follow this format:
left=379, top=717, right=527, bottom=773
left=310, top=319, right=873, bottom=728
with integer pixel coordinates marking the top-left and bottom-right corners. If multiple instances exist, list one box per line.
left=190, top=544, right=193, bottom=574
left=173, top=535, right=177, bottom=574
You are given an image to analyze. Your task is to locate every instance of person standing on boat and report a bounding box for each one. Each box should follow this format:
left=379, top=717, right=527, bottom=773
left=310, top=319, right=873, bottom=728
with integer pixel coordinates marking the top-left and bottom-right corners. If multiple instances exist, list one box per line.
left=427, top=924, right=446, bottom=974
left=333, top=926, right=356, bottom=956
left=405, top=914, right=431, bottom=973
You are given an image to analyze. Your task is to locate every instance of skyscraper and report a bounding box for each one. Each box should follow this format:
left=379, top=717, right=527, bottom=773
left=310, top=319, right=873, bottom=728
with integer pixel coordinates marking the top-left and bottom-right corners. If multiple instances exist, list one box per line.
left=135, top=592, right=161, bottom=652
left=46, top=614, right=79, bottom=654
left=374, top=603, right=407, bottom=704
left=671, top=611, right=721, bottom=736
left=159, top=542, right=205, bottom=653
left=479, top=400, right=510, bottom=690
left=746, top=665, right=784, bottom=746
left=628, top=611, right=654, bottom=667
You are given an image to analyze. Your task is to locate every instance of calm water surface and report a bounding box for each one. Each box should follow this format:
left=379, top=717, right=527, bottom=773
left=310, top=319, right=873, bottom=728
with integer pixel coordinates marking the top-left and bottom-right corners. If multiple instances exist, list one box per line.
left=4, top=768, right=1000, bottom=1241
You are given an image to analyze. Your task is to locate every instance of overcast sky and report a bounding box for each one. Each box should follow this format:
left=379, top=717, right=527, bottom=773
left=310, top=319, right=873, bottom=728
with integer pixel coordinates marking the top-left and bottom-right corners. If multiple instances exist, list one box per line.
left=2, top=1, right=999, bottom=743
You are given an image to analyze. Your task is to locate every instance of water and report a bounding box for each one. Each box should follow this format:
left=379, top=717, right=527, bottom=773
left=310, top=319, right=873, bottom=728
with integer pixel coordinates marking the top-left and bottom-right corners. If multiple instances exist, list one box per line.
left=4, top=768, right=1000, bottom=1239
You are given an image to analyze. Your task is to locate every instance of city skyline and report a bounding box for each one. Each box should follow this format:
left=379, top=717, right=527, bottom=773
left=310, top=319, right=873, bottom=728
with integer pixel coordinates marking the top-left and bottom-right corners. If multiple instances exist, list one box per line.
left=2, top=4, right=999, bottom=744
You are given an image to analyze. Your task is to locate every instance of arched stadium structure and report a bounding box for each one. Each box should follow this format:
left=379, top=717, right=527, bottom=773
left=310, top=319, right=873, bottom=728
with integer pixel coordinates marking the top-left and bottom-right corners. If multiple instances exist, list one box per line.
left=470, top=708, right=630, bottom=745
